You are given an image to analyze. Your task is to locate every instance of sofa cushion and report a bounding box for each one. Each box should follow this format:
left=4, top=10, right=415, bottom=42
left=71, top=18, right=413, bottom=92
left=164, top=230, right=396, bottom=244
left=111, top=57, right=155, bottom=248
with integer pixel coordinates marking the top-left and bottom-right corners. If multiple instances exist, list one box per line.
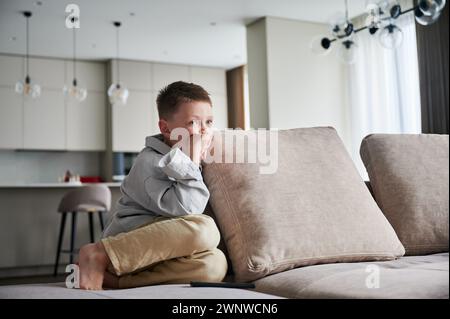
left=0, top=283, right=281, bottom=299
left=203, top=202, right=233, bottom=274
left=254, top=253, right=449, bottom=299
left=202, top=127, right=405, bottom=282
left=360, top=134, right=449, bottom=255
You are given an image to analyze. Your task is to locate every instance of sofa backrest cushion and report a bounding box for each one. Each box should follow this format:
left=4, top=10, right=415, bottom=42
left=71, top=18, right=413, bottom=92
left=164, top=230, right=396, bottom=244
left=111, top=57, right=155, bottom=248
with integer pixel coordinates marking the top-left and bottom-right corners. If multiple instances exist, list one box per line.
left=360, top=133, right=449, bottom=255
left=202, top=127, right=405, bottom=282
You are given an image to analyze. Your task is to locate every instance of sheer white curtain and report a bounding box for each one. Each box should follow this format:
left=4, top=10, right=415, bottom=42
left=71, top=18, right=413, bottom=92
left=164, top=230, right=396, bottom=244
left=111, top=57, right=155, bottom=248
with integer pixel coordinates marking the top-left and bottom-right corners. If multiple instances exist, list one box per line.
left=347, top=11, right=422, bottom=178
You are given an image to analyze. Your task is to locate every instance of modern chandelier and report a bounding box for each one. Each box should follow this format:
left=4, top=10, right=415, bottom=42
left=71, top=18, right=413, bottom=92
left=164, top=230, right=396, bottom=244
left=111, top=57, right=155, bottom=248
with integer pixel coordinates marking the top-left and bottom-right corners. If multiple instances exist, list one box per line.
left=311, top=0, right=447, bottom=64
left=15, top=11, right=41, bottom=99
left=107, top=21, right=129, bottom=105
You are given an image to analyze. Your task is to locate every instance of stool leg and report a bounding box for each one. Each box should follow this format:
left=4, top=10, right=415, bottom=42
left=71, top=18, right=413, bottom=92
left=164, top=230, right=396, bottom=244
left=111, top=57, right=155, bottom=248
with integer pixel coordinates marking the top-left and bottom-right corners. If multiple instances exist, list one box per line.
left=70, top=212, right=77, bottom=264
left=54, top=212, right=67, bottom=276
left=88, top=213, right=95, bottom=243
left=98, top=211, right=105, bottom=232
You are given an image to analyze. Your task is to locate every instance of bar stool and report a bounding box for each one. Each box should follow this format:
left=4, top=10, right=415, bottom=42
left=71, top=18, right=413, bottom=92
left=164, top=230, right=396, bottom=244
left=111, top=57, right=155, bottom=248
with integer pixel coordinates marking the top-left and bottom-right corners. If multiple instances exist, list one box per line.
left=54, top=184, right=111, bottom=276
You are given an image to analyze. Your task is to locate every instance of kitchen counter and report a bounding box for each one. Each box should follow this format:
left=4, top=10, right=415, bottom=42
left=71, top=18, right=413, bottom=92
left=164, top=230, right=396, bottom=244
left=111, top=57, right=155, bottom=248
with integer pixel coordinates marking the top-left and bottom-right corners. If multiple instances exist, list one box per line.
left=0, top=182, right=122, bottom=277
left=0, top=182, right=122, bottom=188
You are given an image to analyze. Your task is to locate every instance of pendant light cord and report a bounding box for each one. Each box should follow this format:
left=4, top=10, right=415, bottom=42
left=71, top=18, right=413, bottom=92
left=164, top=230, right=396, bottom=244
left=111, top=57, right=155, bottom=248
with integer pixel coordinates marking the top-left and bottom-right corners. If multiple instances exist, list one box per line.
left=73, top=22, right=77, bottom=85
left=116, top=23, right=121, bottom=86
left=26, top=14, right=29, bottom=79
left=345, top=0, right=349, bottom=22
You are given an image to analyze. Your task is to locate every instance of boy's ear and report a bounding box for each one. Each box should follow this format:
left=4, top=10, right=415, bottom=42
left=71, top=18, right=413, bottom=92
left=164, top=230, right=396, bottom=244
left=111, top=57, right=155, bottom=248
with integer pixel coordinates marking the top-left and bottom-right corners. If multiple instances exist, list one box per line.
left=158, top=119, right=171, bottom=137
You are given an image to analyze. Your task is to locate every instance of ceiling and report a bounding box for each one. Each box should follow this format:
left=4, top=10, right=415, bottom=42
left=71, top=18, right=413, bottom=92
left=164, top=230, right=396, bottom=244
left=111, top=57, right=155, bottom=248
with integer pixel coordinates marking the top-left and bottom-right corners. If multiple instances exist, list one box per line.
left=0, top=0, right=368, bottom=69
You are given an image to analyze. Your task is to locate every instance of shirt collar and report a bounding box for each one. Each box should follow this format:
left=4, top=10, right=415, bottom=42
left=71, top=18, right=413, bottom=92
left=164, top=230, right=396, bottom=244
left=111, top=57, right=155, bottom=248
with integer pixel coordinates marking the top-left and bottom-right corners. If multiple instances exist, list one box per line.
left=145, top=134, right=171, bottom=155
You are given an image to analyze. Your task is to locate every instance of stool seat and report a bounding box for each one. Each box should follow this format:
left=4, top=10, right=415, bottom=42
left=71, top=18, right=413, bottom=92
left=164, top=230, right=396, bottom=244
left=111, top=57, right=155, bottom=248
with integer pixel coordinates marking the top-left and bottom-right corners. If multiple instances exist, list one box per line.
left=59, top=204, right=106, bottom=213
left=54, top=184, right=111, bottom=276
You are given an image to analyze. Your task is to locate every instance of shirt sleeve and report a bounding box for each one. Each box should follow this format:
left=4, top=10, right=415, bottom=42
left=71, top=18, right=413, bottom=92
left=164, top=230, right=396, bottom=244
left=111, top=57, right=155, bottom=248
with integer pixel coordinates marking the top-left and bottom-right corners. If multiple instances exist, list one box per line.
left=158, top=147, right=203, bottom=181
left=145, top=147, right=210, bottom=217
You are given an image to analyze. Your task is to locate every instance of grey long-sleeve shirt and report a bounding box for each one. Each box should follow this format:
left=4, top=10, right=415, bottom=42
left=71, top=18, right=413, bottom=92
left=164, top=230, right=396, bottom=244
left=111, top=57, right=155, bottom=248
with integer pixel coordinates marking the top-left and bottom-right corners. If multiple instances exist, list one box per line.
left=102, top=134, right=210, bottom=238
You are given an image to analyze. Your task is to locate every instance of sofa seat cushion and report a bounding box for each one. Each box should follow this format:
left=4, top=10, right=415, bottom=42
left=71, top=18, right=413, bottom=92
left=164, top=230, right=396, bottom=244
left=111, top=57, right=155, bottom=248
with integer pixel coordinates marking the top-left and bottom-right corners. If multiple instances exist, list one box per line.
left=0, top=283, right=282, bottom=299
left=254, top=253, right=449, bottom=299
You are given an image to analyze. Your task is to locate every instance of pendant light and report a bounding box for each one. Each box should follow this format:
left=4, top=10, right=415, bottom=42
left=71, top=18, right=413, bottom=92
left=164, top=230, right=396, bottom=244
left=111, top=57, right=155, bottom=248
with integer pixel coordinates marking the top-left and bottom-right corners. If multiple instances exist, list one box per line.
left=338, top=37, right=359, bottom=64
left=108, top=21, right=129, bottom=105
left=377, top=0, right=403, bottom=49
left=15, top=11, right=41, bottom=99
left=63, top=17, right=87, bottom=102
left=365, top=3, right=383, bottom=35
left=415, top=0, right=446, bottom=25
left=338, top=0, right=359, bottom=65
left=379, top=21, right=404, bottom=49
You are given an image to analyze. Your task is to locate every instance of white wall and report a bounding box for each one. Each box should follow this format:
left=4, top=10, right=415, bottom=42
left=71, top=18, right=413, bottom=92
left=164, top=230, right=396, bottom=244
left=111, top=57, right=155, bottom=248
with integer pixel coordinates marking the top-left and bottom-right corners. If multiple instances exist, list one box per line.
left=247, top=20, right=270, bottom=130
left=247, top=17, right=351, bottom=150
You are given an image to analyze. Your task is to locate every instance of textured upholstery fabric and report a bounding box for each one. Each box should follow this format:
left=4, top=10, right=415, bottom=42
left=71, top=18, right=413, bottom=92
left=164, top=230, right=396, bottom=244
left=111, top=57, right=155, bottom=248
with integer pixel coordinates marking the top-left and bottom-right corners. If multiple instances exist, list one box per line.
left=203, top=127, right=405, bottom=282
left=360, top=134, right=449, bottom=255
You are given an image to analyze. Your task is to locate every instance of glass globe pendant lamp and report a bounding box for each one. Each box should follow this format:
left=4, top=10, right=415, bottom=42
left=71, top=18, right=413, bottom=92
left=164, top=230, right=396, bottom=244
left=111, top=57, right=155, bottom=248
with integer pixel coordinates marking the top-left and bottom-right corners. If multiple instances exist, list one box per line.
left=63, top=17, right=87, bottom=102
left=108, top=21, right=129, bottom=105
left=379, top=22, right=403, bottom=49
left=15, top=11, right=41, bottom=99
left=338, top=37, right=358, bottom=65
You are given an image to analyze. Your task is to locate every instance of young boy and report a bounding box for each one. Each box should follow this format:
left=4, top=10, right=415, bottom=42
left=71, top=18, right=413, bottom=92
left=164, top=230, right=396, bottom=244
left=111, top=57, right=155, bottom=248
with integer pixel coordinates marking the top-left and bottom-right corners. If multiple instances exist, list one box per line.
left=77, top=81, right=227, bottom=290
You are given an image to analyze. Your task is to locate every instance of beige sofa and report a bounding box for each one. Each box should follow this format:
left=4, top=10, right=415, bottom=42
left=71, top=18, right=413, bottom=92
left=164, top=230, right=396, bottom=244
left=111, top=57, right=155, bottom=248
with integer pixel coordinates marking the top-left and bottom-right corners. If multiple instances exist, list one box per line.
left=0, top=128, right=448, bottom=299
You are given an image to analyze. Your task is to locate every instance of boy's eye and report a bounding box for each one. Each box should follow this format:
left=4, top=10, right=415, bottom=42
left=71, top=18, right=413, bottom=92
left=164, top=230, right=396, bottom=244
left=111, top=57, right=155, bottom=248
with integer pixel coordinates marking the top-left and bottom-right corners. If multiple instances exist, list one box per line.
left=206, top=120, right=213, bottom=126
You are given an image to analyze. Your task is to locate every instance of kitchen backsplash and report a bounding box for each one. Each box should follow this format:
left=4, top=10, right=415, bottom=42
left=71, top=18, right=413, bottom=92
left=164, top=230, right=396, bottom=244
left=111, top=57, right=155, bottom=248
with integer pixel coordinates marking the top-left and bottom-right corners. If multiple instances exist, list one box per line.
left=0, top=150, right=101, bottom=184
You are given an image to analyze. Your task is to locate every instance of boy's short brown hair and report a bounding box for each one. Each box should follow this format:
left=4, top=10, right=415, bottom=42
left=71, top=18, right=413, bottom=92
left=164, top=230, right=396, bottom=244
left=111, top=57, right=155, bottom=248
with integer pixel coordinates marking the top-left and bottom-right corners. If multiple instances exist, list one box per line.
left=156, top=81, right=212, bottom=119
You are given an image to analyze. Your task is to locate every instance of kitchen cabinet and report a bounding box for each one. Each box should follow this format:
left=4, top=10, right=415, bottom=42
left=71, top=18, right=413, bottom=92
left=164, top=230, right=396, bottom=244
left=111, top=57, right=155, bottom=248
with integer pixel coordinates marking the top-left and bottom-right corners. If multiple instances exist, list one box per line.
left=0, top=55, right=108, bottom=151
left=109, top=61, right=228, bottom=152
left=65, top=60, right=106, bottom=92
left=152, top=63, right=190, bottom=91
left=65, top=61, right=107, bottom=151
left=111, top=60, right=152, bottom=91
left=0, top=87, right=23, bottom=149
left=23, top=89, right=66, bottom=150
left=190, top=66, right=227, bottom=95
left=0, top=56, right=67, bottom=150
left=66, top=92, right=106, bottom=151
left=112, top=91, right=158, bottom=152
left=0, top=54, right=229, bottom=153
left=22, top=58, right=66, bottom=149
left=28, top=58, right=65, bottom=89
left=0, top=55, right=24, bottom=149
left=0, top=55, right=23, bottom=86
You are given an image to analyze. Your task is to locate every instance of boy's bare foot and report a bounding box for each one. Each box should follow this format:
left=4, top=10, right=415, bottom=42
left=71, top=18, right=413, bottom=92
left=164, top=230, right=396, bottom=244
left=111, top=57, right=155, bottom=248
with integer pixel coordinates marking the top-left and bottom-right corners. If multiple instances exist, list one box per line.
left=78, top=242, right=110, bottom=290
left=103, top=271, right=120, bottom=289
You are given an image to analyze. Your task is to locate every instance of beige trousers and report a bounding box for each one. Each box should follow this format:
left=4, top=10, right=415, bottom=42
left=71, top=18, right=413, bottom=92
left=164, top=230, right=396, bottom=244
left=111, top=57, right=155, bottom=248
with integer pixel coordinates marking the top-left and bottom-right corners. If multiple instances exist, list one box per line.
left=101, top=214, right=228, bottom=289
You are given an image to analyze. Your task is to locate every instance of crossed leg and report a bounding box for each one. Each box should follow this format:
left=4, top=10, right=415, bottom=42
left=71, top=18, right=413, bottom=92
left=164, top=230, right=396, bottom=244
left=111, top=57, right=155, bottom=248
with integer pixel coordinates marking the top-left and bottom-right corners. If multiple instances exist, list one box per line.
left=78, top=214, right=227, bottom=290
left=113, top=248, right=227, bottom=289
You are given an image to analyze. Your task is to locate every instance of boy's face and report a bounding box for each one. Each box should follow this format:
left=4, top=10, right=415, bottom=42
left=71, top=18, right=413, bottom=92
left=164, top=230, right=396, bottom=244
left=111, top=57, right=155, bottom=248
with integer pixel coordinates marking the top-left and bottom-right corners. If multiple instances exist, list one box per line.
left=159, top=101, right=214, bottom=146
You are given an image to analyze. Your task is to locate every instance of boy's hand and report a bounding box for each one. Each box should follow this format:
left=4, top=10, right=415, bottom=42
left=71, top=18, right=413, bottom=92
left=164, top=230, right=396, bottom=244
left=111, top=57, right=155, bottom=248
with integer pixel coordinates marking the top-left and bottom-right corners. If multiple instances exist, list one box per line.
left=189, top=133, right=203, bottom=166
left=177, top=120, right=214, bottom=166
left=178, top=132, right=205, bottom=166
left=200, top=131, right=213, bottom=162
left=179, top=132, right=213, bottom=166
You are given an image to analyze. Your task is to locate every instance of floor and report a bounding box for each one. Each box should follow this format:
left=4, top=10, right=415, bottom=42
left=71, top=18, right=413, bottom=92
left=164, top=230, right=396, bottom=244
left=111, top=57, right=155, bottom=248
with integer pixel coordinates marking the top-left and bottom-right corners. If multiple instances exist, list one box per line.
left=0, top=275, right=66, bottom=286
